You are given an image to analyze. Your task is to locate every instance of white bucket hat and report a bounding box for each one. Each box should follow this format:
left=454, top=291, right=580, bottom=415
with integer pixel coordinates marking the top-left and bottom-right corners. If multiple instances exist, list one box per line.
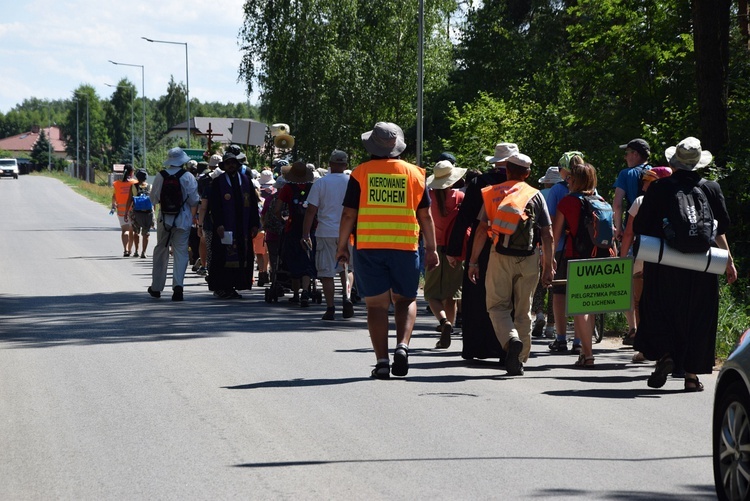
left=426, top=160, right=467, bottom=190
left=538, top=166, right=563, bottom=184
left=665, top=137, right=712, bottom=171
left=259, top=169, right=275, bottom=187
left=485, top=143, right=519, bottom=164
left=163, top=147, right=191, bottom=167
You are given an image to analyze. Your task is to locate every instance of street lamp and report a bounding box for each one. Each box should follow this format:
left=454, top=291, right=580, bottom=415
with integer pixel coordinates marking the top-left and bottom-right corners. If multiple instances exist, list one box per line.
left=47, top=101, right=52, bottom=171
left=109, top=60, right=147, bottom=171
left=142, top=37, right=190, bottom=148
left=105, top=83, right=135, bottom=164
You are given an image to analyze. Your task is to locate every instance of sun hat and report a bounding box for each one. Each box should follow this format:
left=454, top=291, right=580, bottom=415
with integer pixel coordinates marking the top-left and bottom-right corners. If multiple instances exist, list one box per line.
left=223, top=149, right=247, bottom=164
left=485, top=143, right=519, bottom=164
left=208, top=154, right=223, bottom=168
left=665, top=137, right=712, bottom=171
left=259, top=169, right=275, bottom=188
left=426, top=160, right=468, bottom=190
left=361, top=122, right=407, bottom=158
left=163, top=147, right=191, bottom=167
left=538, top=166, right=563, bottom=184
left=506, top=152, right=532, bottom=169
left=330, top=149, right=348, bottom=164
left=619, top=138, right=651, bottom=158
left=558, top=150, right=584, bottom=170
left=282, top=160, right=315, bottom=183
left=135, top=169, right=147, bottom=182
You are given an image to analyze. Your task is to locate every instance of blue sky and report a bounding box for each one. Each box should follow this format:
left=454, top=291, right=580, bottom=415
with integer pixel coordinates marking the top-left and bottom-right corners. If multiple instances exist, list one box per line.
left=0, top=0, right=257, bottom=113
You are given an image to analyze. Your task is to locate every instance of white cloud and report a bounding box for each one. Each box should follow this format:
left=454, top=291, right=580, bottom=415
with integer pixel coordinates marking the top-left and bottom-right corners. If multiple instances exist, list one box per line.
left=0, top=0, right=256, bottom=113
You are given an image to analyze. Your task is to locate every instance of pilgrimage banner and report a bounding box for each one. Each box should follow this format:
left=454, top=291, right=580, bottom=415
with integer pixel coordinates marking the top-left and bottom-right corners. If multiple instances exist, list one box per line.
left=565, top=257, right=633, bottom=316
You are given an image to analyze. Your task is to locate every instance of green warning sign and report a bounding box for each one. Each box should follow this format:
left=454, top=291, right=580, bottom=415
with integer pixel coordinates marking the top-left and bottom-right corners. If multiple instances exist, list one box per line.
left=566, top=257, right=633, bottom=316
left=184, top=149, right=205, bottom=162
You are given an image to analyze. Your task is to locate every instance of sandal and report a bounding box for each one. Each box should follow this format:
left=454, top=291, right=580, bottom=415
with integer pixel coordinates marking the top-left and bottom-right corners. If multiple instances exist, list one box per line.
left=647, top=355, right=674, bottom=388
left=392, top=346, right=409, bottom=377
left=574, top=353, right=595, bottom=368
left=684, top=376, right=705, bottom=392
left=370, top=362, right=390, bottom=380
left=622, top=327, right=636, bottom=346
left=436, top=322, right=452, bottom=349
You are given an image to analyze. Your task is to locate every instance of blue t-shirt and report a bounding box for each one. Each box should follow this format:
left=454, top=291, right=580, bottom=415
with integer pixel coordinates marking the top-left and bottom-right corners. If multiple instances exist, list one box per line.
left=545, top=181, right=569, bottom=252
left=613, top=163, right=651, bottom=206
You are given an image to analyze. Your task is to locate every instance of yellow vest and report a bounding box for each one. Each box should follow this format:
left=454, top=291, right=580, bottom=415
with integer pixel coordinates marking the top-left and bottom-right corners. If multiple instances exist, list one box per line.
left=350, top=159, right=425, bottom=251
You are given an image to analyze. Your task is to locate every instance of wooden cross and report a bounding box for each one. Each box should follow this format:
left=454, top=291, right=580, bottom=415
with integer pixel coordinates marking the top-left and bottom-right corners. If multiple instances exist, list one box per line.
left=193, top=122, right=223, bottom=156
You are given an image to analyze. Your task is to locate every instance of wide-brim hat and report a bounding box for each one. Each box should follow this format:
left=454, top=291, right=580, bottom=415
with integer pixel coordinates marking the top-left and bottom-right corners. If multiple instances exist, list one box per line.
left=426, top=160, right=467, bottom=189
left=208, top=154, right=223, bottom=168
left=485, top=142, right=519, bottom=164
left=259, top=169, right=275, bottom=187
left=665, top=137, right=712, bottom=171
left=361, top=122, right=407, bottom=158
left=163, top=147, right=191, bottom=167
left=282, top=161, right=315, bottom=183
left=538, top=166, right=563, bottom=184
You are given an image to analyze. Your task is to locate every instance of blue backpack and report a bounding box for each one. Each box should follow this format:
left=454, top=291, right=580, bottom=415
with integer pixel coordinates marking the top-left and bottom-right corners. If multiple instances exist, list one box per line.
left=132, top=184, right=153, bottom=212
left=571, top=193, right=616, bottom=258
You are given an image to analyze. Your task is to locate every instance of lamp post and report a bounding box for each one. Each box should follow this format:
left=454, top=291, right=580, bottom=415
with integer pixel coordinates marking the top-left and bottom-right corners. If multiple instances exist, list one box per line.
left=47, top=101, right=52, bottom=171
left=105, top=83, right=135, bottom=164
left=142, top=37, right=190, bottom=148
left=109, top=60, right=146, bottom=171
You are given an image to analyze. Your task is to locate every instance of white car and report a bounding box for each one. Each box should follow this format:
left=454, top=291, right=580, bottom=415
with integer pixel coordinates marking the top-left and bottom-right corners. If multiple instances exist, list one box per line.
left=0, top=158, right=19, bottom=179
left=713, top=327, right=750, bottom=500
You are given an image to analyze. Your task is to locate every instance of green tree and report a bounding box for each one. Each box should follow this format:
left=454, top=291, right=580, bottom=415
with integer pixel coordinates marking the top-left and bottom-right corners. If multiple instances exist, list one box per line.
left=62, top=86, right=110, bottom=171
left=105, top=78, right=138, bottom=163
left=239, top=0, right=457, bottom=164
left=157, top=76, right=187, bottom=129
left=30, top=129, right=51, bottom=168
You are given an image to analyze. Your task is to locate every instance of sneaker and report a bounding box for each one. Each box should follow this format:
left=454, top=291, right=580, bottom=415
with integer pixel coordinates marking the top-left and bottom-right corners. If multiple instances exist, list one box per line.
left=147, top=286, right=161, bottom=298
left=342, top=299, right=354, bottom=319
left=571, top=343, right=582, bottom=355
left=192, top=262, right=200, bottom=272
left=392, top=346, right=409, bottom=377
left=196, top=266, right=207, bottom=276
left=140, top=253, right=147, bottom=259
left=258, top=271, right=269, bottom=286
left=322, top=307, right=335, bottom=321
left=300, top=290, right=310, bottom=307
left=288, top=294, right=300, bottom=304
left=123, top=251, right=130, bottom=257
left=548, top=339, right=568, bottom=353
left=132, top=252, right=139, bottom=258
left=172, top=286, right=184, bottom=302
left=531, top=318, right=546, bottom=338
left=544, top=325, right=556, bottom=339
left=505, top=338, right=524, bottom=376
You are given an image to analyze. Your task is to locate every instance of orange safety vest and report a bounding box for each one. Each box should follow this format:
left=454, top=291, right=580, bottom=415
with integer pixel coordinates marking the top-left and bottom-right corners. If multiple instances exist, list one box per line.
left=481, top=180, right=539, bottom=246
left=113, top=179, right=137, bottom=217
left=350, top=159, right=425, bottom=251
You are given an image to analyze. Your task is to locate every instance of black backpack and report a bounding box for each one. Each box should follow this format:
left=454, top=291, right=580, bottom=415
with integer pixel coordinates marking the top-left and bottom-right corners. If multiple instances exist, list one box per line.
left=159, top=169, right=187, bottom=215
left=663, top=178, right=715, bottom=253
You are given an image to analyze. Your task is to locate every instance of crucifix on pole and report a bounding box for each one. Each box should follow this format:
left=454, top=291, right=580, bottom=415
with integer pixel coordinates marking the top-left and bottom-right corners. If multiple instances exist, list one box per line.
left=193, top=122, right=223, bottom=156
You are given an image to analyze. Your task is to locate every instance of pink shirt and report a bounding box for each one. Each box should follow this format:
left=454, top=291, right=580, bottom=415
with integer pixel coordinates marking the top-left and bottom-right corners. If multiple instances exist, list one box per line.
left=429, top=189, right=464, bottom=246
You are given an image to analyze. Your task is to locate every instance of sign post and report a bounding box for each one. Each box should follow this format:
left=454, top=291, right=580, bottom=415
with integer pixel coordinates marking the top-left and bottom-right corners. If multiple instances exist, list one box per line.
left=565, top=257, right=633, bottom=316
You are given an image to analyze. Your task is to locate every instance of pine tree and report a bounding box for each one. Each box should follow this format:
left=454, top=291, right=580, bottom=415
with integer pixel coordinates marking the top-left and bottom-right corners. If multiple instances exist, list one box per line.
left=30, top=129, right=51, bottom=168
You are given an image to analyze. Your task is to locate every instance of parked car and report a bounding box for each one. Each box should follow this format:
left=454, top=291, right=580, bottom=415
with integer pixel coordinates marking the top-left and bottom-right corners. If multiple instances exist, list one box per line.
left=713, top=328, right=750, bottom=501
left=0, top=158, right=19, bottom=179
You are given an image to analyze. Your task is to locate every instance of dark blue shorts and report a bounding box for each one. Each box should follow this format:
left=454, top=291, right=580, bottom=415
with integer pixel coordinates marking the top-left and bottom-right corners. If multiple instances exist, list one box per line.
left=354, top=248, right=420, bottom=298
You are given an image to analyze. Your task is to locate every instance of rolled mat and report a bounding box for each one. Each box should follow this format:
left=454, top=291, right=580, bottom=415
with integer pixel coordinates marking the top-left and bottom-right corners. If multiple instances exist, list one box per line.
left=634, top=235, right=728, bottom=275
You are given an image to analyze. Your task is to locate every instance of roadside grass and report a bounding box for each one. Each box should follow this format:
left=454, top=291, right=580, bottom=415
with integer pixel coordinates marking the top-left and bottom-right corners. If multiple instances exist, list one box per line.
left=32, top=170, right=111, bottom=208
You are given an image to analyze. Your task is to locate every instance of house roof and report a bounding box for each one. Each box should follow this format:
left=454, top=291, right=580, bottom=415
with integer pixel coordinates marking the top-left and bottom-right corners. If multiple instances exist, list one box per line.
left=168, top=117, right=265, bottom=145
left=0, top=126, right=67, bottom=155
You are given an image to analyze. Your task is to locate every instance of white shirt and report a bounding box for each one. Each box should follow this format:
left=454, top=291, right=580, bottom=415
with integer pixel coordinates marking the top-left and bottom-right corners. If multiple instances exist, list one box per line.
left=150, top=166, right=200, bottom=231
left=305, top=172, right=350, bottom=238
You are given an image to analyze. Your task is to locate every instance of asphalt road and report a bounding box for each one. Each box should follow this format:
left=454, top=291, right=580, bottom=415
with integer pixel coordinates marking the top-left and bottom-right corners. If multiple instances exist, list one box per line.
left=0, top=175, right=718, bottom=500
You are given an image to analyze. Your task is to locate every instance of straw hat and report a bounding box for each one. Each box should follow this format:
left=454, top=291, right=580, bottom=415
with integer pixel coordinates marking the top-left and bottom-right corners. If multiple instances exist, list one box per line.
left=426, top=160, right=467, bottom=190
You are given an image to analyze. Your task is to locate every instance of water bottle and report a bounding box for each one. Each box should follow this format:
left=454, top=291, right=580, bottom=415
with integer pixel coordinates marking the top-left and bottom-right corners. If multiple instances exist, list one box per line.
left=109, top=208, right=115, bottom=216
left=662, top=217, right=675, bottom=241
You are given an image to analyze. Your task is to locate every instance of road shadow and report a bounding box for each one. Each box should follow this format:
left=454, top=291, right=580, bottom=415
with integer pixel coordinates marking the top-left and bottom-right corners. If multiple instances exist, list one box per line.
left=0, top=290, right=366, bottom=348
